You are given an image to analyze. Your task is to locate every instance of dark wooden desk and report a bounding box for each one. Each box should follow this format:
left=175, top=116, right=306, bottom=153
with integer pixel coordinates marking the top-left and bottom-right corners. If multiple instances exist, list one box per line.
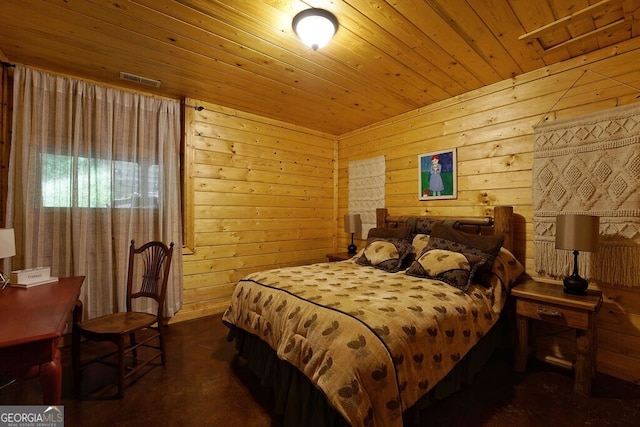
left=0, top=276, right=84, bottom=404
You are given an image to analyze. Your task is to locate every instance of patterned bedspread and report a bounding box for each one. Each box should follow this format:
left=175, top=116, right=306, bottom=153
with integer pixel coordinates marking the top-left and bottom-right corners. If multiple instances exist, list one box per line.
left=222, top=259, right=508, bottom=427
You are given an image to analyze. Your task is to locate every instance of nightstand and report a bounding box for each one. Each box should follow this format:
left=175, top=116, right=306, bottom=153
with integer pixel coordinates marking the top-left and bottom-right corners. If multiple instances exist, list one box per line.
left=511, top=279, right=602, bottom=396
left=326, top=252, right=353, bottom=262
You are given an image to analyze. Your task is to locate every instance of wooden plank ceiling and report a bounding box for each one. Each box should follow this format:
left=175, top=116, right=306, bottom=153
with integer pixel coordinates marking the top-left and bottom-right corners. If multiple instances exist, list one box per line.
left=0, top=0, right=638, bottom=135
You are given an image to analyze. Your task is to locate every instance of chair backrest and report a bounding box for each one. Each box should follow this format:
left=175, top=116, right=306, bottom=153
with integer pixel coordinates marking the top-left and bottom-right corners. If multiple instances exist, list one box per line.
left=125, top=240, right=174, bottom=318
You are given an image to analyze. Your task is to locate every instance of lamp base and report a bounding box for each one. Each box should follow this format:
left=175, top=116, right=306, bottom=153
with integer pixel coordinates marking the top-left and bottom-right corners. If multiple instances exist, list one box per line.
left=563, top=273, right=588, bottom=296
left=347, top=232, right=357, bottom=255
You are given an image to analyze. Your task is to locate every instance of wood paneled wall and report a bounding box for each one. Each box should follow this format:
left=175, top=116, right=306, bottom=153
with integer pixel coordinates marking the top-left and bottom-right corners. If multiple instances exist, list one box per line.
left=5, top=42, right=639, bottom=384
left=177, top=40, right=640, bottom=383
left=336, top=39, right=640, bottom=384
left=174, top=99, right=337, bottom=323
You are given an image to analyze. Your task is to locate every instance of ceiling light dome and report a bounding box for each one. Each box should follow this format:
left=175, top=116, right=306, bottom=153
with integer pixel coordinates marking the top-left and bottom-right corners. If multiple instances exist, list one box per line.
left=292, top=8, right=338, bottom=50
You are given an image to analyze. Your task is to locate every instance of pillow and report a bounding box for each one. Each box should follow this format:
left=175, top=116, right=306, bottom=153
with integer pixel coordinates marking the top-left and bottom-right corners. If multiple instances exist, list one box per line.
left=355, top=238, right=413, bottom=272
left=411, top=234, right=430, bottom=258
left=490, top=247, right=524, bottom=290
left=405, top=249, right=486, bottom=292
left=367, top=226, right=411, bottom=241
left=426, top=223, right=504, bottom=287
left=406, top=218, right=460, bottom=235
left=488, top=248, right=525, bottom=314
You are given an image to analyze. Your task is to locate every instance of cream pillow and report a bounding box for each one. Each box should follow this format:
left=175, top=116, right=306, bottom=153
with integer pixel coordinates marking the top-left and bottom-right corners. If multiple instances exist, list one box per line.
left=355, top=238, right=413, bottom=272
left=412, top=234, right=430, bottom=257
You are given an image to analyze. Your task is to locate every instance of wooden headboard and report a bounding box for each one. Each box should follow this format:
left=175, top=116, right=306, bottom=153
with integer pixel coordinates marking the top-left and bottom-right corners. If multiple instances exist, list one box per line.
left=376, top=206, right=514, bottom=253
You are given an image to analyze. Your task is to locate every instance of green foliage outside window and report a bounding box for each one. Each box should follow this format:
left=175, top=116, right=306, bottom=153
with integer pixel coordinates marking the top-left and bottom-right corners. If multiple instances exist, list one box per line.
left=41, top=154, right=158, bottom=208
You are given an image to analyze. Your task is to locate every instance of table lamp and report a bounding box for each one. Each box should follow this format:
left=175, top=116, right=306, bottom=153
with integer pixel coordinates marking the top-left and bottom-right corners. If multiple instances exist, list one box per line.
left=555, top=214, right=599, bottom=295
left=0, top=228, right=16, bottom=289
left=344, top=213, right=361, bottom=254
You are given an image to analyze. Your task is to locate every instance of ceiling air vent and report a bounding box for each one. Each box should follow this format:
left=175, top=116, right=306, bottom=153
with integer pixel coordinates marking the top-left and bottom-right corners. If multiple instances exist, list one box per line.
left=119, top=71, right=161, bottom=88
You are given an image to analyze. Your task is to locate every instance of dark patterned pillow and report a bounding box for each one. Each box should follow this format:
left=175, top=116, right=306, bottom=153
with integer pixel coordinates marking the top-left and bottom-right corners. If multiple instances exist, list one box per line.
left=426, top=223, right=504, bottom=287
left=405, top=248, right=486, bottom=291
left=367, top=226, right=411, bottom=241
left=406, top=217, right=461, bottom=235
left=355, top=238, right=413, bottom=272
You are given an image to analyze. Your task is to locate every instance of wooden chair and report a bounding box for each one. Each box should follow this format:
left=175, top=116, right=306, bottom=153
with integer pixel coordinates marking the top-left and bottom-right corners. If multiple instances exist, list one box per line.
left=73, top=240, right=174, bottom=398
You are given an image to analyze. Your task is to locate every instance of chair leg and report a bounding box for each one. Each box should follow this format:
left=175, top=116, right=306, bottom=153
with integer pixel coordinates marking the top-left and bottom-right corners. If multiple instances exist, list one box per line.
left=159, top=324, right=166, bottom=365
left=130, top=332, right=138, bottom=365
left=117, top=336, right=125, bottom=398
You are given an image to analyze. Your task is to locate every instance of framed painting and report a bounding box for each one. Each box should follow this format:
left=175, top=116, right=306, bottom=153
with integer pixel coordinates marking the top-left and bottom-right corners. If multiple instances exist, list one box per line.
left=419, top=149, right=457, bottom=200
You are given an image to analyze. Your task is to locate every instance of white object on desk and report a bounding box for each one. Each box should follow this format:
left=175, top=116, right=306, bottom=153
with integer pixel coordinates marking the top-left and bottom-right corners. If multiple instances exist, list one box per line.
left=10, top=266, right=54, bottom=286
left=10, top=277, right=59, bottom=288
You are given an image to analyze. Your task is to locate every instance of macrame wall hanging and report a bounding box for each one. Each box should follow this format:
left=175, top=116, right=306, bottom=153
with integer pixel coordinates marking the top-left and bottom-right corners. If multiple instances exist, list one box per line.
left=532, top=70, right=640, bottom=286
left=348, top=155, right=385, bottom=237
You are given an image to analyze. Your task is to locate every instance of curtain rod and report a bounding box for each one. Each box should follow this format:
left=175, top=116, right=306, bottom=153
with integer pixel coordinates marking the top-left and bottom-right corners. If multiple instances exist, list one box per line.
left=182, top=103, right=205, bottom=111
left=1, top=63, right=206, bottom=111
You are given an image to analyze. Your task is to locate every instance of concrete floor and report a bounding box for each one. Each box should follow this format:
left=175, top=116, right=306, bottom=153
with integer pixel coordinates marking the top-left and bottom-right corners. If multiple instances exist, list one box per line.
left=2, top=313, right=639, bottom=426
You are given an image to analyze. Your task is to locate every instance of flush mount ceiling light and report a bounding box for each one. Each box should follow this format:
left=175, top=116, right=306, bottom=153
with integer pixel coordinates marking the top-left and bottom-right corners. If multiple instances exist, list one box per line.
left=292, top=8, right=339, bottom=50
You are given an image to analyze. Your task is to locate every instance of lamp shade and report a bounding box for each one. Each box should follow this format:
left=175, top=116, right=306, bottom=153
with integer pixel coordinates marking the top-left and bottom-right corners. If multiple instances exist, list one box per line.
left=555, top=214, right=599, bottom=252
left=344, top=213, right=360, bottom=234
left=0, top=228, right=16, bottom=259
left=292, top=8, right=338, bottom=50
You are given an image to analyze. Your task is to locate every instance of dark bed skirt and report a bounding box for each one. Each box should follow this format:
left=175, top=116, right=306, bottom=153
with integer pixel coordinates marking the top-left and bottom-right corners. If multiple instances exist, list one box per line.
left=226, top=317, right=505, bottom=427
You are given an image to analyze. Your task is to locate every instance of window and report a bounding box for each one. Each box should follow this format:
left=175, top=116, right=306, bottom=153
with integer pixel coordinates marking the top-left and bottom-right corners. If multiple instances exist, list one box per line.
left=41, top=153, right=159, bottom=208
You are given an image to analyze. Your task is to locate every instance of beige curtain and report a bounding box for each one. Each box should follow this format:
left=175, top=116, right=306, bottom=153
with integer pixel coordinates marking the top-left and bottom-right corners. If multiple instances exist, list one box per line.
left=6, top=66, right=183, bottom=319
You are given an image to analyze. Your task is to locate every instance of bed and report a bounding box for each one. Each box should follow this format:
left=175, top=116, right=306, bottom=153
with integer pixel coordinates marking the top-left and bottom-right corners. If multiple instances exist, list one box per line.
left=222, top=206, right=524, bottom=427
